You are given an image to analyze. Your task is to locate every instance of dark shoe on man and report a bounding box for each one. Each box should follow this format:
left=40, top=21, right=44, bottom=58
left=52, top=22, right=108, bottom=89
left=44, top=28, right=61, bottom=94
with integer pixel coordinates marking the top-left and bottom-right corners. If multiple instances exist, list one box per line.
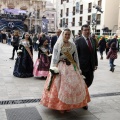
left=9, top=58, right=14, bottom=60
left=112, top=67, right=115, bottom=72
left=83, top=106, right=88, bottom=110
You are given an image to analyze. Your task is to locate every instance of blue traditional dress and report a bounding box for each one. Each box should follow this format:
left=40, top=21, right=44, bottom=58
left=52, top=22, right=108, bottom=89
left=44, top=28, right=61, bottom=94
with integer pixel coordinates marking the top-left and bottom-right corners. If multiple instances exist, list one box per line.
left=13, top=40, right=33, bottom=78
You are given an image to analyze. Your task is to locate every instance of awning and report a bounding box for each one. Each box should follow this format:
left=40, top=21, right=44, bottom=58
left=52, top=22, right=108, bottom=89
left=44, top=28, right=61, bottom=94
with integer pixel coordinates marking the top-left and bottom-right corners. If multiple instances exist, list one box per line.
left=3, top=8, right=26, bottom=15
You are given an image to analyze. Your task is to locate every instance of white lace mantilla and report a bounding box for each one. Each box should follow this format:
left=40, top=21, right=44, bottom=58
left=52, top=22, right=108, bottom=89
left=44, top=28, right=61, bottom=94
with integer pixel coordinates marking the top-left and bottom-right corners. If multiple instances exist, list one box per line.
left=20, top=40, right=30, bottom=47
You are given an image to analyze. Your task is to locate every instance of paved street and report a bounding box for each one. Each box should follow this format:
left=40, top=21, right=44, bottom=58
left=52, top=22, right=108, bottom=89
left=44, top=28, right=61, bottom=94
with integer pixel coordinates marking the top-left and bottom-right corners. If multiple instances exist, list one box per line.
left=0, top=42, right=120, bottom=120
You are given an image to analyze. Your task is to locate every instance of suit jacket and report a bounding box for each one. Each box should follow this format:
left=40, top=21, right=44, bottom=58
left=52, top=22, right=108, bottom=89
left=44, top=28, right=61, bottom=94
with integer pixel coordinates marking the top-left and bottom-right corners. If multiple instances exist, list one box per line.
left=75, top=36, right=98, bottom=72
left=51, top=35, right=58, bottom=51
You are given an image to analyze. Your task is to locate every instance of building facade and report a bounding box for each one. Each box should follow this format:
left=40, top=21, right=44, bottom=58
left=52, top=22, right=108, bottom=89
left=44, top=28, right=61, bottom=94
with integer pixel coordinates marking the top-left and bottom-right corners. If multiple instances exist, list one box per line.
left=0, top=0, right=46, bottom=32
left=53, top=0, right=119, bottom=36
left=44, top=1, right=57, bottom=33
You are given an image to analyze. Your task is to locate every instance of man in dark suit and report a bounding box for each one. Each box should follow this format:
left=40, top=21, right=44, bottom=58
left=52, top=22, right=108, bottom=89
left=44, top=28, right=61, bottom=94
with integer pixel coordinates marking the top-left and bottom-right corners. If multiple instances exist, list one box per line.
left=75, top=25, right=98, bottom=109
left=76, top=24, right=98, bottom=87
left=51, top=29, right=62, bottom=52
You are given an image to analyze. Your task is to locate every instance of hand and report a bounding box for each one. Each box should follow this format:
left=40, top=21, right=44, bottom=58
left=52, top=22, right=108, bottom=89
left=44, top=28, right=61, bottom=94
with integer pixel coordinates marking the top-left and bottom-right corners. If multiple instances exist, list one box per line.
left=48, top=54, right=52, bottom=57
left=94, top=66, right=97, bottom=70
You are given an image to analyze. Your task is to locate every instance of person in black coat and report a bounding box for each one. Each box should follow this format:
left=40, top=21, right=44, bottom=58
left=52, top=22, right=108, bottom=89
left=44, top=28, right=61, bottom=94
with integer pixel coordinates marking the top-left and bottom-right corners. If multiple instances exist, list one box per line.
left=51, top=29, right=62, bottom=52
left=0, top=31, right=2, bottom=42
left=9, top=31, right=20, bottom=60
left=108, top=34, right=119, bottom=51
left=106, top=36, right=112, bottom=55
left=75, top=24, right=98, bottom=88
left=2, top=32, right=7, bottom=43
left=98, top=36, right=106, bottom=59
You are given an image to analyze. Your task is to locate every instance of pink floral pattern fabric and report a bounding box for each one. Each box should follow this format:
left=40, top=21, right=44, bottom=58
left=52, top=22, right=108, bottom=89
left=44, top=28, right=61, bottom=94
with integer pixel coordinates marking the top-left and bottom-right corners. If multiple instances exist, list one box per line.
left=40, top=62, right=90, bottom=110
left=33, top=59, right=49, bottom=77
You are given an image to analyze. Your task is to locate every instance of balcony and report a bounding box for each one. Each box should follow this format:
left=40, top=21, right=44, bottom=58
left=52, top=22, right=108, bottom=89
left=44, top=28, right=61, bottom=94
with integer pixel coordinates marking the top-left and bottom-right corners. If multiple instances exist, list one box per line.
left=97, top=19, right=101, bottom=24
left=66, top=13, right=69, bottom=16
left=88, top=8, right=92, bottom=13
left=71, top=22, right=75, bottom=26
left=87, top=20, right=91, bottom=25
left=80, top=10, right=83, bottom=14
left=59, top=23, right=62, bottom=27
left=78, top=22, right=82, bottom=26
left=60, top=14, right=62, bottom=17
left=72, top=11, right=75, bottom=15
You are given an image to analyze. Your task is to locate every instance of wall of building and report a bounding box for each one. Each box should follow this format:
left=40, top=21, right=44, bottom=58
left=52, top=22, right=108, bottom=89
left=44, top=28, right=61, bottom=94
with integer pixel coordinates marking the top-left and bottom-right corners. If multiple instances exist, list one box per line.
left=104, top=0, right=119, bottom=33
left=44, top=10, right=57, bottom=32
left=0, top=0, right=46, bottom=32
left=54, top=0, right=119, bottom=35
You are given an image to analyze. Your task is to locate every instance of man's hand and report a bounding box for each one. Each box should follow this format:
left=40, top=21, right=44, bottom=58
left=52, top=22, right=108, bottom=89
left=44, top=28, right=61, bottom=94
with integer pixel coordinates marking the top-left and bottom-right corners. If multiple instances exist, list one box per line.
left=94, top=66, right=97, bottom=71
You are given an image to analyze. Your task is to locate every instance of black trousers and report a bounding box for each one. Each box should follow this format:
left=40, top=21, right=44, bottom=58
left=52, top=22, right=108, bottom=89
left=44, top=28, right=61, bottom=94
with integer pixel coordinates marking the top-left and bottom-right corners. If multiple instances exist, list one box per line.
left=12, top=46, right=18, bottom=59
left=82, top=70, right=94, bottom=88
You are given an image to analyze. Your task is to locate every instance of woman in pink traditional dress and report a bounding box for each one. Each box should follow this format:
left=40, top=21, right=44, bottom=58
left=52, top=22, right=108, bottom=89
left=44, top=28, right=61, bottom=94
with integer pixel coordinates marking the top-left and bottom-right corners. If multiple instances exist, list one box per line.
left=33, top=36, right=51, bottom=78
left=40, top=29, right=90, bottom=113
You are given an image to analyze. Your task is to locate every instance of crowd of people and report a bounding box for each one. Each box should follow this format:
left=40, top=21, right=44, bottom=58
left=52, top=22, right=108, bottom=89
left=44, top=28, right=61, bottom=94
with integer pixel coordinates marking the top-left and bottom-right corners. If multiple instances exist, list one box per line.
left=0, top=24, right=119, bottom=113
left=98, top=34, right=119, bottom=72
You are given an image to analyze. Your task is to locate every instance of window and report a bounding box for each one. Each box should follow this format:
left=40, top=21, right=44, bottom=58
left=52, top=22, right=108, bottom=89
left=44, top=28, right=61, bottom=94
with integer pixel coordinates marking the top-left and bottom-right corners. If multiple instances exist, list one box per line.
left=98, top=0, right=102, bottom=7
left=66, top=18, right=68, bottom=25
left=47, top=14, right=49, bottom=16
left=52, top=14, right=54, bottom=17
left=61, top=0, right=68, bottom=4
left=73, top=6, right=75, bottom=15
left=66, top=8, right=69, bottom=16
left=80, top=5, right=83, bottom=14
left=51, top=21, right=54, bottom=23
left=72, top=18, right=75, bottom=26
left=95, top=29, right=100, bottom=35
left=78, top=30, right=81, bottom=36
left=60, top=9, right=63, bottom=17
left=63, top=18, right=65, bottom=26
left=72, top=30, right=75, bottom=36
left=97, top=14, right=101, bottom=24
left=67, top=0, right=69, bottom=3
left=88, top=3, right=92, bottom=13
left=79, top=17, right=82, bottom=26
left=60, top=19, right=62, bottom=27
left=61, top=0, right=63, bottom=4
left=87, top=15, right=91, bottom=25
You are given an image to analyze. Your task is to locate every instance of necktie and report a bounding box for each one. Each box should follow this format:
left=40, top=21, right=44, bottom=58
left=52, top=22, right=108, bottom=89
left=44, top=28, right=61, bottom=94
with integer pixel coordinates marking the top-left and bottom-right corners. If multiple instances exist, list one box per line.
left=87, top=38, right=92, bottom=52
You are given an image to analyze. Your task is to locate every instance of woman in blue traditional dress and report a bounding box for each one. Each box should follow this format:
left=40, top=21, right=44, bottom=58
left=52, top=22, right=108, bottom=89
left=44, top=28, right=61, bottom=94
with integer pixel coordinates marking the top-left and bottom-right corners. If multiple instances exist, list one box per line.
left=33, top=35, right=51, bottom=78
left=13, top=33, right=33, bottom=78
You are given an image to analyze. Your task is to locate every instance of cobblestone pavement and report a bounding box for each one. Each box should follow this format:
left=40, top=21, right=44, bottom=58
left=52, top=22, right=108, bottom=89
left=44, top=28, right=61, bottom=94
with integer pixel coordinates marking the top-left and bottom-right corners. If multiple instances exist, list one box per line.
left=0, top=43, right=120, bottom=120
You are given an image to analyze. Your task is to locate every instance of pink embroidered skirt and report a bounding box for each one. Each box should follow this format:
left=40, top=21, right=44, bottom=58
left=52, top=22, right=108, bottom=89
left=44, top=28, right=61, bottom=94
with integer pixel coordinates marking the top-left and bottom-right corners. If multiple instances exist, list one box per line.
left=40, top=62, right=90, bottom=110
left=33, top=58, right=50, bottom=77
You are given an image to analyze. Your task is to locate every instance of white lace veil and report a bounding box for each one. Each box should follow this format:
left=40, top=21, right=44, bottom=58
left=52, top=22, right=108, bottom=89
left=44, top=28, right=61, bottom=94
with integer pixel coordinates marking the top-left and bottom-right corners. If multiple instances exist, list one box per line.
left=55, top=29, right=74, bottom=45
left=50, top=29, right=80, bottom=69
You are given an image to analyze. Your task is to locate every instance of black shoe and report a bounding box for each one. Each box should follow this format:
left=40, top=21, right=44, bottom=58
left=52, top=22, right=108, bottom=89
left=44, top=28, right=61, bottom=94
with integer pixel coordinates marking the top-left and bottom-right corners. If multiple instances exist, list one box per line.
left=83, top=106, right=88, bottom=110
left=110, top=68, right=112, bottom=71
left=112, top=67, right=115, bottom=72
left=9, top=58, right=14, bottom=60
left=113, top=64, right=116, bottom=67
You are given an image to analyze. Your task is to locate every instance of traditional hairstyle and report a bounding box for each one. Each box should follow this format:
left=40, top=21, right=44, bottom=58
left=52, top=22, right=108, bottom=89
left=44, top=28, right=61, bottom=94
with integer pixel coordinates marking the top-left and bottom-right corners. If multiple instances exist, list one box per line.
left=39, top=35, right=47, bottom=47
